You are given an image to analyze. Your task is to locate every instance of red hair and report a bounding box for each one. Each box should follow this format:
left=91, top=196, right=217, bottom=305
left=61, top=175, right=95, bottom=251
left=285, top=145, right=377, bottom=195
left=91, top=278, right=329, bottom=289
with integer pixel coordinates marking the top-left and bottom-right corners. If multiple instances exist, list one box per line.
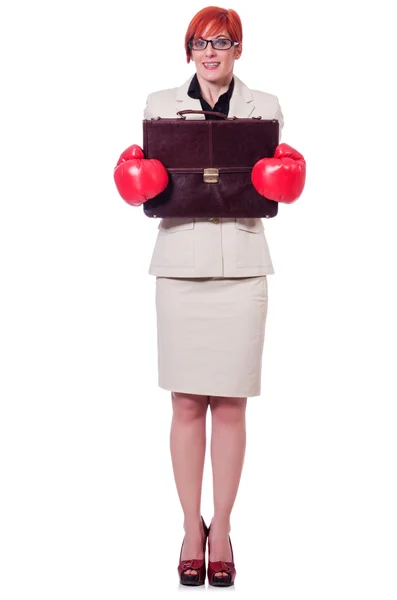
left=184, top=6, right=243, bottom=63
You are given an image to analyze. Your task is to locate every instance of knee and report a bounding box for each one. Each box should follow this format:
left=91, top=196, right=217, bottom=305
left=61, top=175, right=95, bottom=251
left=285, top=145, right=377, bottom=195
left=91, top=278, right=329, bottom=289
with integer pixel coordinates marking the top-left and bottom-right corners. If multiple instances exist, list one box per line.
left=209, top=396, right=247, bottom=425
left=171, top=391, right=209, bottom=423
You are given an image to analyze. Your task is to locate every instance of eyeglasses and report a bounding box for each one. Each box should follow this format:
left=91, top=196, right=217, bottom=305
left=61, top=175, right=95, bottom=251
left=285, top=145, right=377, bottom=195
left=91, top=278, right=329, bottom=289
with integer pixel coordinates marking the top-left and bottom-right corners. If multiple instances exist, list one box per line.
left=188, top=37, right=240, bottom=51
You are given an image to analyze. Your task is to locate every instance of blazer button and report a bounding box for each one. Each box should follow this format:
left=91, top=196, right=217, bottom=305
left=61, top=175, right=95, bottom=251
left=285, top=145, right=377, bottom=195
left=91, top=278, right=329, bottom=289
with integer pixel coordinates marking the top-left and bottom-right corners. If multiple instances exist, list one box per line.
left=211, top=217, right=220, bottom=224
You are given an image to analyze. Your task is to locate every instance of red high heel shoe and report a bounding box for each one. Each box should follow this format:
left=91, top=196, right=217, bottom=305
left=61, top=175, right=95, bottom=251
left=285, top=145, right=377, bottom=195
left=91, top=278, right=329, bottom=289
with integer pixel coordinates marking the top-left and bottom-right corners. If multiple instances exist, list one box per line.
left=177, top=515, right=209, bottom=586
left=207, top=523, right=236, bottom=587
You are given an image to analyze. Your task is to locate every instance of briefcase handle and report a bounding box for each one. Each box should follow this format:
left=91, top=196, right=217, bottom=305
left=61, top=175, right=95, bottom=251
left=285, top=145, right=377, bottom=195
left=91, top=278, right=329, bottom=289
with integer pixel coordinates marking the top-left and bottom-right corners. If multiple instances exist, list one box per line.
left=176, top=109, right=265, bottom=120
left=176, top=109, right=229, bottom=119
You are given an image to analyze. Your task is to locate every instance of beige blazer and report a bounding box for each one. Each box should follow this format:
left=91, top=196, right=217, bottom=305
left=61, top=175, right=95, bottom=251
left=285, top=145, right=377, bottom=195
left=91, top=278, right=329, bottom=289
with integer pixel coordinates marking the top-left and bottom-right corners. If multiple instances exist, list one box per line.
left=144, top=74, right=284, bottom=278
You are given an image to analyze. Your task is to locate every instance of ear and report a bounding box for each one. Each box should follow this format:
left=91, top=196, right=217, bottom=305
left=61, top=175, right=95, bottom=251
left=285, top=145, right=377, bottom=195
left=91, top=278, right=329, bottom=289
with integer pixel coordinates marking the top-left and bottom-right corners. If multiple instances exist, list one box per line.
left=235, top=46, right=242, bottom=60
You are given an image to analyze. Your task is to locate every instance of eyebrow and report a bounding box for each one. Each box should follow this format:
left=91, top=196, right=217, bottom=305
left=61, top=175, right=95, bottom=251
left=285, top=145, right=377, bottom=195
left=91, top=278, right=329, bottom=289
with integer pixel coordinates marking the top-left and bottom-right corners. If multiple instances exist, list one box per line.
left=199, top=34, right=229, bottom=39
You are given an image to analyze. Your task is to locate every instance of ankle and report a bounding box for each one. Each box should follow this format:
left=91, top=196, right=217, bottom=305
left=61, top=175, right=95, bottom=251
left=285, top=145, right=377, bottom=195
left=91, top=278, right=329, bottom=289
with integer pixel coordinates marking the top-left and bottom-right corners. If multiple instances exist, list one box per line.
left=183, top=514, right=204, bottom=533
left=209, top=515, right=231, bottom=536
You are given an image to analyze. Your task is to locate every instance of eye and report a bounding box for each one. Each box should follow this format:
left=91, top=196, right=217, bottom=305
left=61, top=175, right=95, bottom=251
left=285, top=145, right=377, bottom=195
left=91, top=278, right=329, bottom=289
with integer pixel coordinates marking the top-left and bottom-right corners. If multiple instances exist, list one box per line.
left=193, top=38, right=206, bottom=48
left=213, top=39, right=230, bottom=48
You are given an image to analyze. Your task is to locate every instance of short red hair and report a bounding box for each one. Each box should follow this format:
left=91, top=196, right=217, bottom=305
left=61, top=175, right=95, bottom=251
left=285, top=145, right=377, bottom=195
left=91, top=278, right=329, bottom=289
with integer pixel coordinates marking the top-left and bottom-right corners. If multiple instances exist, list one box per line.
left=184, top=6, right=243, bottom=64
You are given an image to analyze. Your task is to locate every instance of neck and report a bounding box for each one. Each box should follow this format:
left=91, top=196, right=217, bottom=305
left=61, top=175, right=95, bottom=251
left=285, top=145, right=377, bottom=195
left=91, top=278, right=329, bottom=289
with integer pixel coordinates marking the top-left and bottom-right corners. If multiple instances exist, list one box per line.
left=196, top=72, right=233, bottom=108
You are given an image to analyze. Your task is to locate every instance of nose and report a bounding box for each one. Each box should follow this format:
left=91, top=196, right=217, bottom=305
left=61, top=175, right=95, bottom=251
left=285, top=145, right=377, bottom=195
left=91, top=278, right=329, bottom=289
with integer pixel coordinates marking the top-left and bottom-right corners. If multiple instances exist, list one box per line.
left=205, top=42, right=216, bottom=57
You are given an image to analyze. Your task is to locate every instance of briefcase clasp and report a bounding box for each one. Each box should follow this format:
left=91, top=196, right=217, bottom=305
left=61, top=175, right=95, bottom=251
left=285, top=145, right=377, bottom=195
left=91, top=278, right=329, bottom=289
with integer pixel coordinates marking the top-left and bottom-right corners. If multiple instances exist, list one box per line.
left=203, top=168, right=219, bottom=183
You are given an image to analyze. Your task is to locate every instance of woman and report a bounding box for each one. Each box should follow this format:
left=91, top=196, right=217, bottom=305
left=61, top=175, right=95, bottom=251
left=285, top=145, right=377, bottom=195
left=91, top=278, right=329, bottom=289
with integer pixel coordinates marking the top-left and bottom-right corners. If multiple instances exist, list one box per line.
left=146, top=7, right=282, bottom=587
left=115, top=5, right=305, bottom=588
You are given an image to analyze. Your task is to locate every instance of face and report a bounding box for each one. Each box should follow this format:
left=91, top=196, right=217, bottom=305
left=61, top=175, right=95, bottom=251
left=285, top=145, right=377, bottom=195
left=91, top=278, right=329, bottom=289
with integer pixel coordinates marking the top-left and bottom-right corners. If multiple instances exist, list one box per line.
left=190, top=27, right=242, bottom=84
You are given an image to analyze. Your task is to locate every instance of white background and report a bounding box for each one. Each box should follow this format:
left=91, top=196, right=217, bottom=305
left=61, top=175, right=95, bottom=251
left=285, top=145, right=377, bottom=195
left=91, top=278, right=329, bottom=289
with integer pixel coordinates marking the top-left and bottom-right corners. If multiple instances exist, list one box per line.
left=1, top=0, right=396, bottom=597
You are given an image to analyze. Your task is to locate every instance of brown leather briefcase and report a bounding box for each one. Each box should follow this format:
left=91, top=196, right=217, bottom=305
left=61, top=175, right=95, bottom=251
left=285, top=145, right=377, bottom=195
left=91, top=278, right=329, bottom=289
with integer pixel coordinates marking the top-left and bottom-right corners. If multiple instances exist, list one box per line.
left=142, top=109, right=280, bottom=219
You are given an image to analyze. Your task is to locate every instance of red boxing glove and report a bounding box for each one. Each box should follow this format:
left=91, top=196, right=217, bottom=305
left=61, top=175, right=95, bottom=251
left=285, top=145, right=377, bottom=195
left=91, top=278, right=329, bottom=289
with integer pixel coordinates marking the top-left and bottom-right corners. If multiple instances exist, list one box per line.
left=251, top=143, right=306, bottom=203
left=114, top=144, right=168, bottom=206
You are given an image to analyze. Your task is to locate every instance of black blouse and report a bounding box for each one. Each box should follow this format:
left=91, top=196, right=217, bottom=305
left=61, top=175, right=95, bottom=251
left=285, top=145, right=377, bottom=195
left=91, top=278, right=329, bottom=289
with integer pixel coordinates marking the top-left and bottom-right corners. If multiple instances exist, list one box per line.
left=187, top=73, right=234, bottom=119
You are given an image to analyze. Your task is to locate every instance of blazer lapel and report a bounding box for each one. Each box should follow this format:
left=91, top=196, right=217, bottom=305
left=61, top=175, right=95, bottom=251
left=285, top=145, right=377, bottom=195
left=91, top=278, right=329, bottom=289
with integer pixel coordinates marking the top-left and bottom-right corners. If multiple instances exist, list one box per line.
left=228, top=75, right=256, bottom=118
left=175, top=75, right=205, bottom=119
left=175, top=73, right=255, bottom=119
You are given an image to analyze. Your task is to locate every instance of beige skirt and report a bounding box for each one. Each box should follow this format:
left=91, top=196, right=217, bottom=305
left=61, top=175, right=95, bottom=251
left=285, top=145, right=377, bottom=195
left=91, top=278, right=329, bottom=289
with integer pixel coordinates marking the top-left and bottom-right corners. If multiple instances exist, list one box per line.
left=155, top=275, right=268, bottom=398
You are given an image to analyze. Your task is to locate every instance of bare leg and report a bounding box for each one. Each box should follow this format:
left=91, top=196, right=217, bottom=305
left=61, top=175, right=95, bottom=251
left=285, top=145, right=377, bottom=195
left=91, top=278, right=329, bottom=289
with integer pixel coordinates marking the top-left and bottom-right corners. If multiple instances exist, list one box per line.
left=170, top=391, right=209, bottom=576
left=208, top=395, right=247, bottom=579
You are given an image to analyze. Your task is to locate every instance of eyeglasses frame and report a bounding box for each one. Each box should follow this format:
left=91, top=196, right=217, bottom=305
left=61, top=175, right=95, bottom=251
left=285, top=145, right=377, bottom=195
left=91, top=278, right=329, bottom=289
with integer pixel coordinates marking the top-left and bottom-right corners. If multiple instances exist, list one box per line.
left=188, top=37, right=240, bottom=51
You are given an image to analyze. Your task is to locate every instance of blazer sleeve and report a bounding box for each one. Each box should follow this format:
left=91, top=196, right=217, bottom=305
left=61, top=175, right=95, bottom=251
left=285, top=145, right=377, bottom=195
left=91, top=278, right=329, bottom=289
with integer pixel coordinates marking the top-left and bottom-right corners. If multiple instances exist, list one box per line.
left=143, top=93, right=153, bottom=119
left=274, top=98, right=284, bottom=143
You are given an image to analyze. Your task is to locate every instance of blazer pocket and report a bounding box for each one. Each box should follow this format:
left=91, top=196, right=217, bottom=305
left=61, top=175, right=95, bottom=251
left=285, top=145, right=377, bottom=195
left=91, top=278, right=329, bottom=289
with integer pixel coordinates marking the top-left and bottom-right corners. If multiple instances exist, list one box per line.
left=235, top=217, right=264, bottom=233
left=150, top=218, right=195, bottom=268
left=235, top=218, right=271, bottom=267
left=158, top=217, right=195, bottom=232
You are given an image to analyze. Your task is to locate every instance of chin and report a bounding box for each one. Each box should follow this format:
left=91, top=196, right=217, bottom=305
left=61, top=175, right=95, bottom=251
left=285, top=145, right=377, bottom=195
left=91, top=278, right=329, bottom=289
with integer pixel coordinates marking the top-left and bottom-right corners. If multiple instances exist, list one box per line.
left=200, top=68, right=224, bottom=80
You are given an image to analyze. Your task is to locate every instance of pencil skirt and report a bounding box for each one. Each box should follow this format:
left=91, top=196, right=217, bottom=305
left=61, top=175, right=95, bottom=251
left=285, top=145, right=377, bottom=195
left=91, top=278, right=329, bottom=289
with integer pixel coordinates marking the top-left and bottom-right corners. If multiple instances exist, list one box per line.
left=155, top=275, right=269, bottom=398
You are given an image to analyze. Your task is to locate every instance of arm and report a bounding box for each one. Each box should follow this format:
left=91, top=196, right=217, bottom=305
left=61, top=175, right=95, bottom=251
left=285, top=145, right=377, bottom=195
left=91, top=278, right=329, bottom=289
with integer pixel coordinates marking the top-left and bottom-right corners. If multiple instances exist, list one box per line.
left=143, top=93, right=153, bottom=120
left=274, top=98, right=284, bottom=143
left=252, top=98, right=306, bottom=204
left=113, top=94, right=168, bottom=206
